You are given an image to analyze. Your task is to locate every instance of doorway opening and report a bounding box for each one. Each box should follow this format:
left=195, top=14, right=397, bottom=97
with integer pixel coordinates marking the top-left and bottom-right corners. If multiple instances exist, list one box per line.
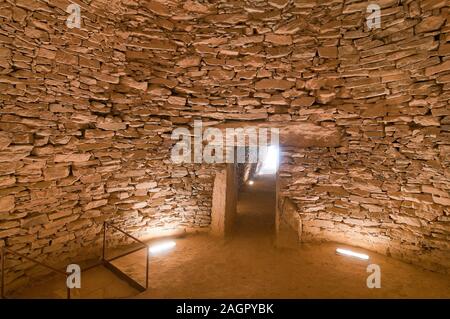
left=210, top=145, right=280, bottom=239
left=234, top=144, right=279, bottom=239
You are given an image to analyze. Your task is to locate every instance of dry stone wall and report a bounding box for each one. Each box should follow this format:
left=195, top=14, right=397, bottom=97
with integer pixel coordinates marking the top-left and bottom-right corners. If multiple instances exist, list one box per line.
left=0, top=0, right=449, bottom=287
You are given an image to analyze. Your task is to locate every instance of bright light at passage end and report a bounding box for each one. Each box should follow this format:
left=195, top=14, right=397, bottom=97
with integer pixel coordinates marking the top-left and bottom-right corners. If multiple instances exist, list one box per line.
left=259, top=145, right=279, bottom=175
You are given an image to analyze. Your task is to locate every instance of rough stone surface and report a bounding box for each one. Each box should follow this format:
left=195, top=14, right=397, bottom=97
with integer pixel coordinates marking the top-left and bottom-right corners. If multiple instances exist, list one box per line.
left=0, top=0, right=449, bottom=290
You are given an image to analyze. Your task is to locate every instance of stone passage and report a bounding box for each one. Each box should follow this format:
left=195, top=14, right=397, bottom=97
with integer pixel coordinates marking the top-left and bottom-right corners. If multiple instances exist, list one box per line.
left=0, top=0, right=449, bottom=291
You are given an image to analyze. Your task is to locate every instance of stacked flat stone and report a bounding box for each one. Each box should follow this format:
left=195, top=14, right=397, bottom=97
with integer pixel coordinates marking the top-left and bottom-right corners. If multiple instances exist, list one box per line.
left=0, top=0, right=449, bottom=290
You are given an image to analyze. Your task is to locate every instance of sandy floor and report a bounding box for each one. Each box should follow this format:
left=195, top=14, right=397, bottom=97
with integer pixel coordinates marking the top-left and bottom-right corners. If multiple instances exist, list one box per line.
left=13, top=175, right=450, bottom=298
left=11, top=264, right=137, bottom=299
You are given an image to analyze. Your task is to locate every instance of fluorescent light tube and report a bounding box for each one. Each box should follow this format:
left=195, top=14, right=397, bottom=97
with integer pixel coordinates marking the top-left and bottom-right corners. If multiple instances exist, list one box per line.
left=336, top=248, right=369, bottom=260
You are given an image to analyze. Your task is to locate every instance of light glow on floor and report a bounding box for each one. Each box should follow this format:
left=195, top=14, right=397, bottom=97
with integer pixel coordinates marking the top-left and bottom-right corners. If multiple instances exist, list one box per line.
left=248, top=180, right=254, bottom=185
left=336, top=248, right=369, bottom=260
left=149, top=240, right=176, bottom=255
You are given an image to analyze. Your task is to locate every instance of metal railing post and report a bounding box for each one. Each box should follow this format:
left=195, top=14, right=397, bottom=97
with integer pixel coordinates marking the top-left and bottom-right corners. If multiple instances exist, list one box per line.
left=102, top=221, right=149, bottom=292
left=145, top=247, right=149, bottom=290
left=102, top=221, right=107, bottom=261
left=1, top=247, right=5, bottom=299
left=1, top=222, right=150, bottom=298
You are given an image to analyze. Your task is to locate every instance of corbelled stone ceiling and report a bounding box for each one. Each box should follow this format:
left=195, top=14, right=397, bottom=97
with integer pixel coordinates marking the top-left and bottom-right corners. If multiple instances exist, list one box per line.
left=0, top=0, right=449, bottom=290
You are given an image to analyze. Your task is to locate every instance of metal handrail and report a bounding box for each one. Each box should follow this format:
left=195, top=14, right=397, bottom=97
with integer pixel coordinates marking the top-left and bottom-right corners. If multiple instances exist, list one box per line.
left=0, top=221, right=149, bottom=298
left=104, top=222, right=148, bottom=247
left=1, top=247, right=71, bottom=299
left=102, top=221, right=149, bottom=290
